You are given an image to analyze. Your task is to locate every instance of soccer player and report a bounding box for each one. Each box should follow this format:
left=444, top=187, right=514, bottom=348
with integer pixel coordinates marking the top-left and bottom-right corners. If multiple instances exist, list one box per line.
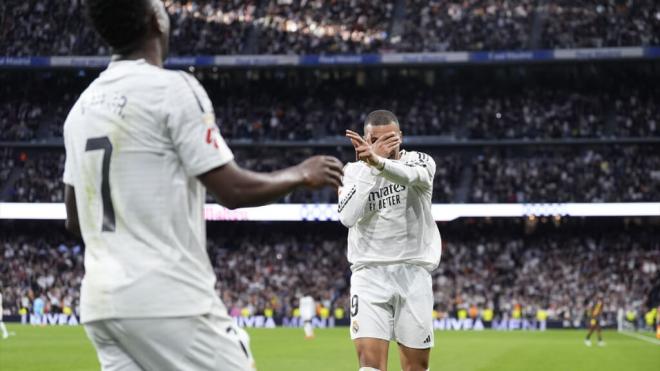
left=63, top=1, right=343, bottom=370
left=33, top=294, right=45, bottom=317
left=585, top=297, right=605, bottom=347
left=0, top=289, right=9, bottom=339
left=340, top=110, right=442, bottom=371
left=299, top=294, right=316, bottom=339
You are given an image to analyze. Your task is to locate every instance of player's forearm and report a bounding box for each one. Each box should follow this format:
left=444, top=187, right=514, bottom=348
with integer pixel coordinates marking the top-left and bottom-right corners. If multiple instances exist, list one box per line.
left=338, top=167, right=377, bottom=227
left=201, top=164, right=305, bottom=209
left=378, top=159, right=430, bottom=187
left=338, top=185, right=370, bottom=227
left=202, top=157, right=342, bottom=209
left=219, top=167, right=305, bottom=209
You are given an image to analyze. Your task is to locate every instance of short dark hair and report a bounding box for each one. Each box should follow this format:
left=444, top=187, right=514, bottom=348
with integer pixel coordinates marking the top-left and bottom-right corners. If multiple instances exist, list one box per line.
left=364, top=110, right=399, bottom=128
left=86, top=0, right=151, bottom=53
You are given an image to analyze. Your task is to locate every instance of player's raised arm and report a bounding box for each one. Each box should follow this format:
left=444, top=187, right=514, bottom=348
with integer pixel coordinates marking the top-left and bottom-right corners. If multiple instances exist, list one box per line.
left=378, top=152, right=436, bottom=188
left=200, top=156, right=343, bottom=210
left=346, top=129, right=435, bottom=188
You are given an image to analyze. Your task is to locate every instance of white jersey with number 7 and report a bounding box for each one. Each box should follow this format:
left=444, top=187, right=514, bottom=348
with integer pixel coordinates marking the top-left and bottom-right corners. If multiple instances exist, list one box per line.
left=63, top=59, right=234, bottom=323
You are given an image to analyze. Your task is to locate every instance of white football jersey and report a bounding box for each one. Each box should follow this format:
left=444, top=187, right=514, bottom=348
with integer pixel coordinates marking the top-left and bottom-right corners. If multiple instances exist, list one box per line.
left=338, top=150, right=441, bottom=271
left=299, top=296, right=316, bottom=320
left=63, top=59, right=233, bottom=323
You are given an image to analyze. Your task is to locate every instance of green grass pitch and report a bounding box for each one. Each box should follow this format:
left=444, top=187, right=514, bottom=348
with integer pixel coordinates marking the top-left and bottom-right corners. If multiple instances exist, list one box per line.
left=1, top=325, right=659, bottom=370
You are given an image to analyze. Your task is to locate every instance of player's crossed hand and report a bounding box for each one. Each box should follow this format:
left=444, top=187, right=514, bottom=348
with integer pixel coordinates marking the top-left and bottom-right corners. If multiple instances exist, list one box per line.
left=297, top=155, right=344, bottom=189
left=345, top=130, right=401, bottom=167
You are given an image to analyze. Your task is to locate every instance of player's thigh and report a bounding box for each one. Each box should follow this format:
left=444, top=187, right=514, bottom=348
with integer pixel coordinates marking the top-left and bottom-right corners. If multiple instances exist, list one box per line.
left=84, top=321, right=142, bottom=371
left=111, top=315, right=254, bottom=371
left=393, top=266, right=434, bottom=349
left=350, top=268, right=395, bottom=343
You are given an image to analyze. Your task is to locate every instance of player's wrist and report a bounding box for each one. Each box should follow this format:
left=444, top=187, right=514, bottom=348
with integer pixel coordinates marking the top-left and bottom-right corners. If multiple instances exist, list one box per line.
left=371, top=155, right=385, bottom=171
left=292, top=163, right=309, bottom=187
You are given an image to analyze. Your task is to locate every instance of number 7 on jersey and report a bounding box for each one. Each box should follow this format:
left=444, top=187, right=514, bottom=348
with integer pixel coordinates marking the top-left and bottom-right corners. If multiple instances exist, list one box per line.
left=85, top=136, right=115, bottom=232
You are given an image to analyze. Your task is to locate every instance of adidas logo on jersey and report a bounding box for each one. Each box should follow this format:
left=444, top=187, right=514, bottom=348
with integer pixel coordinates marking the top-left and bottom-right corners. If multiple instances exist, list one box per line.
left=423, top=335, right=431, bottom=344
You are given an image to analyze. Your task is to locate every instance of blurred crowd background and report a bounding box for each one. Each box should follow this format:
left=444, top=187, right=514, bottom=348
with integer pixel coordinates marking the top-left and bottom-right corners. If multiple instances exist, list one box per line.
left=2, top=0, right=659, bottom=55
left=2, top=220, right=659, bottom=329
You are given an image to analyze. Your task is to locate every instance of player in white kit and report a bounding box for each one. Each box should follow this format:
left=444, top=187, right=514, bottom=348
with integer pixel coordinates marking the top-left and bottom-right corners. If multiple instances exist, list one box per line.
left=63, top=1, right=343, bottom=370
left=0, top=290, right=9, bottom=339
left=340, top=110, right=442, bottom=371
left=299, top=295, right=316, bottom=339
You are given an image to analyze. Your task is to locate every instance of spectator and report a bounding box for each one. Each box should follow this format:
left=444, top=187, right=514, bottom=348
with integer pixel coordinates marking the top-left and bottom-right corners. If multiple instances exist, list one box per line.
left=1, top=221, right=657, bottom=323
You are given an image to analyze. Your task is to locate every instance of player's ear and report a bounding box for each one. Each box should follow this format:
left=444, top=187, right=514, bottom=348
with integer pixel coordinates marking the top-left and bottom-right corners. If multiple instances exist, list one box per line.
left=150, top=0, right=170, bottom=35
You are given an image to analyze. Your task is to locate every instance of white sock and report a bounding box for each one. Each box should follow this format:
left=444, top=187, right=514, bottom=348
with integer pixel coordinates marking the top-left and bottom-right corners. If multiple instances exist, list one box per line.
left=358, top=368, right=380, bottom=371
left=0, top=322, right=8, bottom=338
left=304, top=322, right=314, bottom=337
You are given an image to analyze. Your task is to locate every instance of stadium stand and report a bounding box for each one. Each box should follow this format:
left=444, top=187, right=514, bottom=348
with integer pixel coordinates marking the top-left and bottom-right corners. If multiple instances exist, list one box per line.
left=398, top=0, right=534, bottom=52
left=1, top=220, right=658, bottom=326
left=2, top=0, right=659, bottom=55
left=469, top=146, right=660, bottom=203
left=255, top=0, right=394, bottom=54
left=2, top=144, right=658, bottom=204
left=541, top=0, right=660, bottom=49
left=1, top=63, right=658, bottom=141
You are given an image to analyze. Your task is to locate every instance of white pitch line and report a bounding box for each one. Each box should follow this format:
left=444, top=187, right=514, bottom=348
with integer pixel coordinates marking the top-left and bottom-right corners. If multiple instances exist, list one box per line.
left=618, top=331, right=660, bottom=345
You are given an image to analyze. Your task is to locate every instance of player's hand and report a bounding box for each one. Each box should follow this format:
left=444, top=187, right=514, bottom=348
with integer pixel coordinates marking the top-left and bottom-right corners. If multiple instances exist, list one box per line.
left=296, top=155, right=343, bottom=189
left=369, top=131, right=401, bottom=159
left=345, top=130, right=400, bottom=167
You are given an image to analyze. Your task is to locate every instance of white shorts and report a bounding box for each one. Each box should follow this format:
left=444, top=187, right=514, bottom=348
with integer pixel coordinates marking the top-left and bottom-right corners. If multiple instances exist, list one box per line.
left=349, top=263, right=434, bottom=349
left=84, top=307, right=255, bottom=371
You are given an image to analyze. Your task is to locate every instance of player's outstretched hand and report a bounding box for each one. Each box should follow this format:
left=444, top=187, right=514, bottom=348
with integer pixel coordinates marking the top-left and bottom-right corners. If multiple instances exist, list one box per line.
left=297, top=156, right=344, bottom=189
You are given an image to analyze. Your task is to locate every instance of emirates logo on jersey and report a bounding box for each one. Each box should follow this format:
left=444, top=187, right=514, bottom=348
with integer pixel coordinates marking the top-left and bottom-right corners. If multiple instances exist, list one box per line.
left=368, top=184, right=406, bottom=212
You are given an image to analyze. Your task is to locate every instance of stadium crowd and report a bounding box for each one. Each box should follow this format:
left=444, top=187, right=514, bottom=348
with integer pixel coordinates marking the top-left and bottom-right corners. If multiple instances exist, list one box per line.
left=1, top=222, right=658, bottom=327
left=469, top=146, right=660, bottom=203
left=0, top=228, right=84, bottom=320
left=398, top=0, right=534, bottom=52
left=434, top=221, right=659, bottom=326
left=2, top=0, right=659, bottom=55
left=0, top=0, right=255, bottom=56
left=255, top=0, right=393, bottom=55
left=1, top=144, right=658, bottom=204
left=1, top=69, right=658, bottom=142
left=541, top=0, right=660, bottom=49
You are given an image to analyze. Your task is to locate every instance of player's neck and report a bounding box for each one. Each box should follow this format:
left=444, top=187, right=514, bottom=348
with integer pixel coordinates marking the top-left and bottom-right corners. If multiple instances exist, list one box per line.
left=112, top=40, right=164, bottom=68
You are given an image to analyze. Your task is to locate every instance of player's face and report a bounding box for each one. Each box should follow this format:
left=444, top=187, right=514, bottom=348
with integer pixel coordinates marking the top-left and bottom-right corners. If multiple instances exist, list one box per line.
left=364, top=123, right=402, bottom=159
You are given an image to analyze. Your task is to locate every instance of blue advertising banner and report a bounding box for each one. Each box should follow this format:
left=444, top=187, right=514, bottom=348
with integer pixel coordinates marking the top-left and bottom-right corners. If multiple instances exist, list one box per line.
left=0, top=47, right=657, bottom=68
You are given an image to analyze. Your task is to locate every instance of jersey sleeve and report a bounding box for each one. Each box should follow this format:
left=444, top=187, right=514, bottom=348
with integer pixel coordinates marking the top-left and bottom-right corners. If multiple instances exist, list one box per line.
left=164, top=72, right=234, bottom=177
left=338, top=162, right=378, bottom=228
left=378, top=151, right=435, bottom=188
